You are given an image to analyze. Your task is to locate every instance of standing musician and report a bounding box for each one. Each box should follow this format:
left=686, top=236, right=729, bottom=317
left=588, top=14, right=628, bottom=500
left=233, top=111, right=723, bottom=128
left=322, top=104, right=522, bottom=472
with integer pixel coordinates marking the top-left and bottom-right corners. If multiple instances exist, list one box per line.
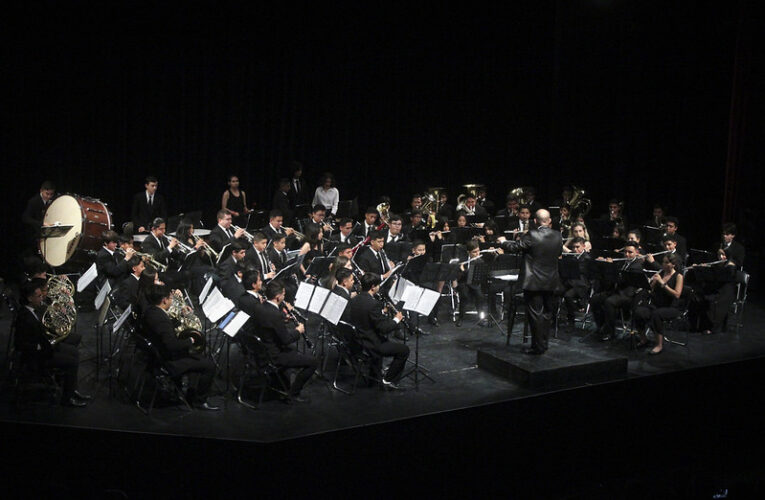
left=455, top=241, right=487, bottom=327
left=562, top=237, right=592, bottom=328
left=272, top=178, right=294, bottom=226
left=221, top=174, right=252, bottom=228
left=142, top=284, right=218, bottom=410
left=312, top=172, right=340, bottom=216
left=353, top=206, right=380, bottom=239
left=589, top=243, right=647, bottom=342
left=209, top=209, right=246, bottom=253
left=633, top=253, right=685, bottom=355
left=96, top=230, right=134, bottom=287
left=355, top=231, right=395, bottom=279
left=22, top=180, right=56, bottom=248
left=252, top=280, right=317, bottom=403
left=288, top=161, right=309, bottom=208
left=499, top=209, right=562, bottom=354
left=349, top=273, right=410, bottom=388
left=15, top=280, right=91, bottom=407
left=131, top=176, right=167, bottom=234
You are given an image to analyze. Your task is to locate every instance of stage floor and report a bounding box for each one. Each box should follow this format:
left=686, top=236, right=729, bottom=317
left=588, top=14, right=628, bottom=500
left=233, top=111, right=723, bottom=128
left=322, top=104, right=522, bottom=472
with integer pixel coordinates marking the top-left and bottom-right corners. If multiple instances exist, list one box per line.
left=2, top=295, right=764, bottom=444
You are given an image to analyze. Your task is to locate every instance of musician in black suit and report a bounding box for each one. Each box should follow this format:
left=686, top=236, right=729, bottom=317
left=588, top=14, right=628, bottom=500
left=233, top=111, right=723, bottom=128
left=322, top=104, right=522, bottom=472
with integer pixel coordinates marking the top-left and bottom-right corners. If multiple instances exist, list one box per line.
left=663, top=217, right=688, bottom=260
left=403, top=210, right=427, bottom=240
left=115, top=255, right=144, bottom=311
left=130, top=176, right=167, bottom=234
left=271, top=178, right=294, bottom=224
left=495, top=196, right=520, bottom=232
left=456, top=195, right=489, bottom=224
left=15, top=281, right=90, bottom=407
left=253, top=280, right=317, bottom=402
left=589, top=243, right=647, bottom=342
left=217, top=239, right=248, bottom=284
left=455, top=241, right=487, bottom=327
left=562, top=237, right=592, bottom=326
left=209, top=209, right=247, bottom=253
left=236, top=270, right=264, bottom=338
left=140, top=218, right=191, bottom=289
left=245, top=232, right=276, bottom=281
left=261, top=209, right=298, bottom=244
left=96, top=230, right=133, bottom=286
left=331, top=218, right=361, bottom=246
left=22, top=180, right=56, bottom=245
left=333, top=268, right=355, bottom=323
left=287, top=161, right=310, bottom=208
left=500, top=209, right=563, bottom=354
left=142, top=284, right=218, bottom=410
left=352, top=207, right=380, bottom=239
left=437, top=192, right=456, bottom=222
left=354, top=231, right=394, bottom=279
left=382, top=214, right=409, bottom=244
left=303, top=205, right=333, bottom=237
left=349, top=273, right=409, bottom=387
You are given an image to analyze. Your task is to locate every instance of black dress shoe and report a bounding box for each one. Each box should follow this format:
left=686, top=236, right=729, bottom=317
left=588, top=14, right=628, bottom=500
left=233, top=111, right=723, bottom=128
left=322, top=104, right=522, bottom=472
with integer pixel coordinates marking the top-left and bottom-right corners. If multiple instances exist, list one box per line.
left=382, top=379, right=403, bottom=390
left=600, top=333, right=614, bottom=341
left=73, top=390, right=92, bottom=401
left=455, top=318, right=463, bottom=327
left=428, top=317, right=439, bottom=327
left=62, top=396, right=88, bottom=408
left=288, top=394, right=311, bottom=404
left=522, top=347, right=545, bottom=355
left=194, top=400, right=221, bottom=411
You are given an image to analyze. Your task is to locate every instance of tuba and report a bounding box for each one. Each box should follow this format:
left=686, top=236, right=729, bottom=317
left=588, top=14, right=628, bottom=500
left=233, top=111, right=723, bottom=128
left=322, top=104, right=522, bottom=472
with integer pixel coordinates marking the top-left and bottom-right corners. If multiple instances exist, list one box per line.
left=456, top=184, right=484, bottom=215
left=508, top=187, right=529, bottom=205
left=167, top=290, right=205, bottom=353
left=568, top=185, right=592, bottom=219
left=42, top=275, right=77, bottom=345
left=376, top=202, right=391, bottom=228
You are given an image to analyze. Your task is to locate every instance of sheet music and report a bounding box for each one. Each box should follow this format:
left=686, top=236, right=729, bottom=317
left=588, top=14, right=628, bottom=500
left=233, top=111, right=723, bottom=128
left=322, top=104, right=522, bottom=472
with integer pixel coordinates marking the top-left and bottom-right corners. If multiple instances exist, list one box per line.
left=294, top=282, right=315, bottom=310
left=223, top=310, right=250, bottom=337
left=199, top=276, right=214, bottom=304
left=413, top=288, right=440, bottom=316
left=77, top=263, right=98, bottom=292
left=113, top=305, right=132, bottom=332
left=401, top=281, right=422, bottom=306
left=201, top=287, right=235, bottom=322
left=319, top=293, right=347, bottom=325
left=308, top=286, right=330, bottom=314
left=94, top=281, right=111, bottom=310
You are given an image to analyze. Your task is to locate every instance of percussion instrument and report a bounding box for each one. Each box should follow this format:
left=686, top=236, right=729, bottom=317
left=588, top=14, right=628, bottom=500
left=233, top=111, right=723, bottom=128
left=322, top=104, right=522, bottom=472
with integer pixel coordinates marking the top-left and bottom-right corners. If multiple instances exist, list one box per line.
left=40, top=194, right=112, bottom=267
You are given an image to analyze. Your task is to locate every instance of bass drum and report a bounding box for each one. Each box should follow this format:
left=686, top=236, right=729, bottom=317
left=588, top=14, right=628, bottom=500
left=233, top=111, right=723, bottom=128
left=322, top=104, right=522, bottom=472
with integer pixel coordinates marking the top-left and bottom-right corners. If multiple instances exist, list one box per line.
left=40, top=194, right=112, bottom=267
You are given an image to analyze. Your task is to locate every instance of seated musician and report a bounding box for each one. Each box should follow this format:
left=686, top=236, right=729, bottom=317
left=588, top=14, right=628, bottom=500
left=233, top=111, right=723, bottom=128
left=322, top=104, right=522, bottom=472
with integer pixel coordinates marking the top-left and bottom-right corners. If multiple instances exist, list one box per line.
left=334, top=243, right=354, bottom=261
left=139, top=218, right=189, bottom=289
left=303, top=205, right=333, bottom=238
left=590, top=242, right=646, bottom=341
left=448, top=214, right=470, bottom=244
left=404, top=193, right=423, bottom=222
left=354, top=231, right=394, bottom=279
left=600, top=199, right=628, bottom=234
left=22, top=180, right=56, bottom=249
left=245, top=232, right=277, bottom=281
left=562, top=237, right=592, bottom=327
left=96, top=230, right=134, bottom=286
left=692, top=223, right=745, bottom=335
left=645, top=203, right=666, bottom=228
left=175, top=219, right=214, bottom=294
left=252, top=280, right=317, bottom=403
left=237, top=270, right=264, bottom=337
left=352, top=206, right=380, bottom=239
left=349, top=273, right=409, bottom=388
left=298, top=225, right=325, bottom=279
left=209, top=209, right=246, bottom=254
left=267, top=233, right=290, bottom=271
left=333, top=268, right=356, bottom=323
left=562, top=222, right=592, bottom=253
left=262, top=210, right=297, bottom=244
left=645, top=235, right=686, bottom=272
left=15, top=280, right=91, bottom=407
left=626, top=229, right=645, bottom=254
left=662, top=217, right=688, bottom=259
left=221, top=261, right=248, bottom=308
left=437, top=192, right=456, bottom=222
left=383, top=214, right=408, bottom=243
left=115, top=255, right=145, bottom=311
left=142, top=284, right=218, bottom=410
left=457, top=194, right=489, bottom=224
left=510, top=205, right=533, bottom=239
left=455, top=240, right=487, bottom=327
left=319, top=255, right=350, bottom=290
left=496, top=195, right=520, bottom=221
left=331, top=217, right=360, bottom=246
left=403, top=210, right=427, bottom=240
left=476, top=186, right=495, bottom=215
left=408, top=239, right=444, bottom=326
left=633, top=253, right=684, bottom=354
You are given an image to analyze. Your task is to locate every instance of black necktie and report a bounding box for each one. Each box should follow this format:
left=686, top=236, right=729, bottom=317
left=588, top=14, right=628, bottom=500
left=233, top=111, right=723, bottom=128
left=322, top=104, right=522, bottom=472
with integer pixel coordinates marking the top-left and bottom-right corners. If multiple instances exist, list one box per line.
left=260, top=252, right=268, bottom=274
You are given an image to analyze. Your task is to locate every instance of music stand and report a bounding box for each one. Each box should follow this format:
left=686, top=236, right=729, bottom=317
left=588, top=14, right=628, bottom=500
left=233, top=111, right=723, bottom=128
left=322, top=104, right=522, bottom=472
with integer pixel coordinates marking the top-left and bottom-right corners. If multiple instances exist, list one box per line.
left=305, top=256, right=333, bottom=281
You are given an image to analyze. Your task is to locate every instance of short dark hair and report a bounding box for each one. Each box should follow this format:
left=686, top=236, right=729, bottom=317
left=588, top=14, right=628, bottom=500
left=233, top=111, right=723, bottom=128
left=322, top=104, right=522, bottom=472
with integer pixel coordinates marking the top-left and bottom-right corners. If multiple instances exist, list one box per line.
left=722, top=223, right=737, bottom=236
left=369, top=230, right=384, bottom=241
left=216, top=209, right=231, bottom=220
left=466, top=240, right=479, bottom=252
left=242, top=270, right=262, bottom=291
left=627, top=229, right=642, bottom=241
left=102, top=230, right=120, bottom=244
left=312, top=205, right=326, bottom=214
left=389, top=215, right=403, bottom=224
left=231, top=240, right=249, bottom=252
left=664, top=253, right=681, bottom=268
left=252, top=232, right=267, bottom=244
left=365, top=206, right=378, bottom=215
left=127, top=255, right=143, bottom=268
left=335, top=268, right=353, bottom=284
left=335, top=243, right=351, bottom=254
left=339, top=217, right=353, bottom=227
left=145, top=176, right=158, bottom=184
left=148, top=284, right=171, bottom=306
left=20, top=280, right=43, bottom=303
left=279, top=178, right=290, bottom=188
left=571, top=237, right=586, bottom=246
left=40, top=180, right=56, bottom=191
left=265, top=280, right=285, bottom=300
left=665, top=216, right=679, bottom=226
left=150, top=218, right=165, bottom=229
left=360, top=272, right=381, bottom=291
left=410, top=209, right=423, bottom=218
left=519, top=204, right=531, bottom=212
left=623, top=242, right=639, bottom=252
left=269, top=210, right=283, bottom=220
left=662, top=235, right=677, bottom=244
left=290, top=161, right=303, bottom=175
left=271, top=233, right=286, bottom=244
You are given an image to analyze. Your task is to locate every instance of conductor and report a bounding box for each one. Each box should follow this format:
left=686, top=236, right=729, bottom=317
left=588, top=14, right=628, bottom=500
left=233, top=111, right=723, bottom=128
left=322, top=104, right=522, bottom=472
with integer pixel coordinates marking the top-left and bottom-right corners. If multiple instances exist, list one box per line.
left=500, top=209, right=562, bottom=354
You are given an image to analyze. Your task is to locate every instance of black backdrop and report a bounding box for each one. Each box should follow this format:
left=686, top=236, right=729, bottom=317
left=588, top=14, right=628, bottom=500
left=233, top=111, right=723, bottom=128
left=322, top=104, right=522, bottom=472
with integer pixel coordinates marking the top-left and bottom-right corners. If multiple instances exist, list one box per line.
left=3, top=1, right=761, bottom=281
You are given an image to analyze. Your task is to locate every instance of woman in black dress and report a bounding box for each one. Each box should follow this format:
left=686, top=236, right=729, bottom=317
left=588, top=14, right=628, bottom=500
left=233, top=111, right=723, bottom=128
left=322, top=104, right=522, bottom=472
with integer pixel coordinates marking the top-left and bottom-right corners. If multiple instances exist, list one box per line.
left=221, top=175, right=251, bottom=227
left=633, top=253, right=685, bottom=354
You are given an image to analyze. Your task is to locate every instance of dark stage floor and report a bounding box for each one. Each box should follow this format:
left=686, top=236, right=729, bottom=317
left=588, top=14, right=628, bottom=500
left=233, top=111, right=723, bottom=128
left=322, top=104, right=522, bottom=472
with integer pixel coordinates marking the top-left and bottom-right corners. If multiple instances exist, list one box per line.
left=2, top=296, right=765, bottom=497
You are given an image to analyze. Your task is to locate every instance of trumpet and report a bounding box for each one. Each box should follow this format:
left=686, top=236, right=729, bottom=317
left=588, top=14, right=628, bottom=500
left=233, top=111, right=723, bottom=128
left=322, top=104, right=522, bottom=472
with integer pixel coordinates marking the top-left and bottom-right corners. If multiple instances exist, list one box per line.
left=283, top=227, right=306, bottom=241
left=231, top=225, right=255, bottom=242
left=134, top=251, right=167, bottom=272
left=192, top=234, right=220, bottom=261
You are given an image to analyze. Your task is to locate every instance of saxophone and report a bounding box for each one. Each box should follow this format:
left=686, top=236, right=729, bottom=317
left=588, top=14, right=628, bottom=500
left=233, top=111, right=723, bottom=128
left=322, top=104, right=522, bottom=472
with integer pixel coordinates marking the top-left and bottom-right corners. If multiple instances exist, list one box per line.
left=167, top=290, right=205, bottom=353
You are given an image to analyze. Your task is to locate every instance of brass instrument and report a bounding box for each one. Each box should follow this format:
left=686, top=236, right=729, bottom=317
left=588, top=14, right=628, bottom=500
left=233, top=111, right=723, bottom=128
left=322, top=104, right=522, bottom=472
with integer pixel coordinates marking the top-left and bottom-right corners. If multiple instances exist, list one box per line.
left=167, top=290, right=205, bottom=353
left=42, top=275, right=77, bottom=345
left=568, top=185, right=592, bottom=219
left=192, top=234, right=220, bottom=261
left=508, top=187, right=529, bottom=205
left=376, top=202, right=391, bottom=227
left=231, top=224, right=254, bottom=242
left=283, top=227, right=306, bottom=241
left=134, top=251, right=167, bottom=272
left=421, top=187, right=445, bottom=228
left=455, top=184, right=485, bottom=214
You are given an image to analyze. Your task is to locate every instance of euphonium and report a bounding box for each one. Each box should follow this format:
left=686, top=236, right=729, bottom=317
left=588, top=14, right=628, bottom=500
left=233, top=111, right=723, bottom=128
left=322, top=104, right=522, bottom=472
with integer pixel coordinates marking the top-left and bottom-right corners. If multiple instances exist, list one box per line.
left=167, top=290, right=205, bottom=353
left=568, top=185, right=592, bottom=219
left=376, top=202, right=391, bottom=227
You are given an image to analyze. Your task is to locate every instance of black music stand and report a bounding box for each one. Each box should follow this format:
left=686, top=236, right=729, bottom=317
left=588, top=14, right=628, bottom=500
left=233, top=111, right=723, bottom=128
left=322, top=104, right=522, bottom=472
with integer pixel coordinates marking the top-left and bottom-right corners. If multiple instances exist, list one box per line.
left=384, top=240, right=412, bottom=264
left=305, top=256, right=333, bottom=282
left=440, top=244, right=467, bottom=264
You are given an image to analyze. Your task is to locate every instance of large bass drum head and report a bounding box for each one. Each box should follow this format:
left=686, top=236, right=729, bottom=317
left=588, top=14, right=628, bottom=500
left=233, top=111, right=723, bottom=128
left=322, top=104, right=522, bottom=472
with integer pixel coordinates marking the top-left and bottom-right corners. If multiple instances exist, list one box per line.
left=41, top=195, right=84, bottom=267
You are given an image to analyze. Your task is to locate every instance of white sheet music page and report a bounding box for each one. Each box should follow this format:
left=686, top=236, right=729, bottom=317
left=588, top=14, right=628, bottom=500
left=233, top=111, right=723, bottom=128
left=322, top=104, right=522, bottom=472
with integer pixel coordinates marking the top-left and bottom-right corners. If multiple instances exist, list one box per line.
left=113, top=305, right=132, bottom=332
left=223, top=311, right=250, bottom=337
left=414, top=288, right=440, bottom=316
left=94, top=280, right=111, bottom=310
left=199, top=276, right=214, bottom=304
left=201, top=287, right=235, bottom=322
left=320, top=293, right=347, bottom=325
left=77, top=263, right=98, bottom=292
left=401, top=282, right=423, bottom=309
left=308, top=286, right=330, bottom=314
left=294, top=282, right=315, bottom=310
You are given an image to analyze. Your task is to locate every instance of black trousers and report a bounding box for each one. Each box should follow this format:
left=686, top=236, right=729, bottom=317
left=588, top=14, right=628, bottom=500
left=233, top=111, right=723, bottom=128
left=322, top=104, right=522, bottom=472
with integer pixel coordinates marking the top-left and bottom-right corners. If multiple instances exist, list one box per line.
left=276, top=350, right=318, bottom=396
left=563, top=284, right=589, bottom=320
left=591, top=291, right=632, bottom=336
left=369, top=341, right=410, bottom=382
left=50, top=343, right=80, bottom=399
left=168, top=356, right=216, bottom=402
left=524, top=290, right=557, bottom=352
left=457, top=283, right=485, bottom=317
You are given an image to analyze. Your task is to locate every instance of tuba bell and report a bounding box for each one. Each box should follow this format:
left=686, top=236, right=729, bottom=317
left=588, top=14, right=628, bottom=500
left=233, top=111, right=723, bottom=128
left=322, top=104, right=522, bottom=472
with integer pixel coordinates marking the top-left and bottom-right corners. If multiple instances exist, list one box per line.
left=508, top=187, right=529, bottom=206
left=568, top=185, right=592, bottom=219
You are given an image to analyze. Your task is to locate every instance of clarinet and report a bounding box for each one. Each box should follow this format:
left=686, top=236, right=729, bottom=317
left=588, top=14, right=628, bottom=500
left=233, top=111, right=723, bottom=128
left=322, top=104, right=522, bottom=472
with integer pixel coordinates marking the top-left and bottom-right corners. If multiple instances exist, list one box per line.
left=283, top=303, right=313, bottom=349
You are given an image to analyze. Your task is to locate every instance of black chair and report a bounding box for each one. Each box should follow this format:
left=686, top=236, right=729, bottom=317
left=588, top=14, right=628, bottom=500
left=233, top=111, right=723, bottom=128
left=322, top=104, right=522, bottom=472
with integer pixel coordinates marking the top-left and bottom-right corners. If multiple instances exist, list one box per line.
left=132, top=333, right=192, bottom=415
left=235, top=334, right=291, bottom=409
left=328, top=321, right=381, bottom=394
